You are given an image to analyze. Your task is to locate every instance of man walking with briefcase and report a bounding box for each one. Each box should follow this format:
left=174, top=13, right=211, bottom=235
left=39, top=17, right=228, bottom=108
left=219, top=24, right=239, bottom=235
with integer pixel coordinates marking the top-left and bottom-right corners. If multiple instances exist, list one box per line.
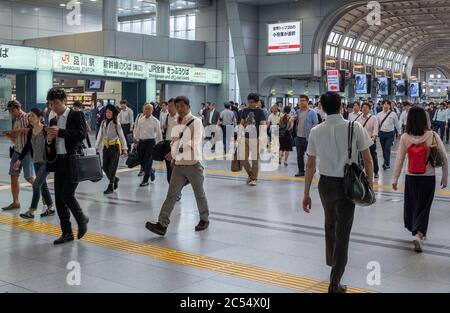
left=45, top=88, right=90, bottom=245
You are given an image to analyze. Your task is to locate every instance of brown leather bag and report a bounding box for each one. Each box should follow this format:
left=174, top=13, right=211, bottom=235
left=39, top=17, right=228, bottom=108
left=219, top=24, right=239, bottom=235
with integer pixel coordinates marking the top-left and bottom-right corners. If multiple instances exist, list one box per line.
left=428, top=133, right=445, bottom=168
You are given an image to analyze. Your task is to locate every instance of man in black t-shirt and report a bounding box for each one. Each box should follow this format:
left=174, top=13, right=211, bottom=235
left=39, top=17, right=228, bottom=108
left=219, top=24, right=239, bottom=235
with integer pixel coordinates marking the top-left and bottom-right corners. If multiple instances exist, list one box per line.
left=238, top=93, right=267, bottom=186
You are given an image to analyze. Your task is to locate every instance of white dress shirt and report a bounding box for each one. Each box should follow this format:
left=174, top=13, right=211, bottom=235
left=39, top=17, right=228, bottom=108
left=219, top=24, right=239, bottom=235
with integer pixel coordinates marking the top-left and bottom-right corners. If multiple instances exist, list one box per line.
left=376, top=110, right=400, bottom=133
left=171, top=112, right=203, bottom=166
left=159, top=111, right=169, bottom=128
left=56, top=108, right=70, bottom=155
left=348, top=111, right=363, bottom=122
left=166, top=113, right=178, bottom=141
left=119, top=107, right=134, bottom=127
left=134, top=114, right=162, bottom=143
left=307, top=114, right=373, bottom=178
left=208, top=109, right=215, bottom=125
left=399, top=110, right=408, bottom=126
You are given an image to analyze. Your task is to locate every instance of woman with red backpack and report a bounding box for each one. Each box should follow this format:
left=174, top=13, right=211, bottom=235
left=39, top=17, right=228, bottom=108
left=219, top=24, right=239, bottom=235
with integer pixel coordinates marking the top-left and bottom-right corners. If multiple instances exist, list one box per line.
left=392, top=107, right=448, bottom=253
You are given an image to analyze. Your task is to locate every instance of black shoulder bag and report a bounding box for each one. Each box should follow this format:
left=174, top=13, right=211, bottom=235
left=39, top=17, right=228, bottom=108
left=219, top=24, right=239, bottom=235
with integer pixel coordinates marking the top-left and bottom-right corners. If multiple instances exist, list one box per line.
left=343, top=121, right=376, bottom=206
left=69, top=124, right=103, bottom=184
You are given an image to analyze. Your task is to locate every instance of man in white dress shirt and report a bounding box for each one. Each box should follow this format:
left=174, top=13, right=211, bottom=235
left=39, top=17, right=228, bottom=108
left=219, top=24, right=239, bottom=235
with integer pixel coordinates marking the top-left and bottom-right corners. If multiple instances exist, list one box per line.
left=376, top=100, right=400, bottom=170
left=303, top=92, right=373, bottom=293
left=348, top=102, right=363, bottom=122
left=432, top=102, right=448, bottom=140
left=133, top=103, right=163, bottom=187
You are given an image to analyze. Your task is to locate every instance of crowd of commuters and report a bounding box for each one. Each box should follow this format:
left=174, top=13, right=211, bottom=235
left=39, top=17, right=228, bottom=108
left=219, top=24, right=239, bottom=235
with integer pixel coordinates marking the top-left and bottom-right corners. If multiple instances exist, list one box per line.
left=2, top=88, right=450, bottom=293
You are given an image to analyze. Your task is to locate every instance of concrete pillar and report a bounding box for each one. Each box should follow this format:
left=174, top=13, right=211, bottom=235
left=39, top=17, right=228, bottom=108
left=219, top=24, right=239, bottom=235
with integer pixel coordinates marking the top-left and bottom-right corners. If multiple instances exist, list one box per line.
left=103, top=0, right=118, bottom=31
left=156, top=0, right=170, bottom=37
left=36, top=70, right=53, bottom=106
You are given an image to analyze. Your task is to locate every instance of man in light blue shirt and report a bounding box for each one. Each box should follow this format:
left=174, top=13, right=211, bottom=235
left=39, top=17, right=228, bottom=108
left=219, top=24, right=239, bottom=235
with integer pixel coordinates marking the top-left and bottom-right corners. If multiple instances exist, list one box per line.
left=293, top=95, right=319, bottom=177
left=446, top=101, right=450, bottom=144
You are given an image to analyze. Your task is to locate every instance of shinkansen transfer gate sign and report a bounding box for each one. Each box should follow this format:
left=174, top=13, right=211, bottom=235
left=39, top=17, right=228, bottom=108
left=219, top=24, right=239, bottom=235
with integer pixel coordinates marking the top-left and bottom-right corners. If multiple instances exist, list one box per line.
left=0, top=44, right=222, bottom=84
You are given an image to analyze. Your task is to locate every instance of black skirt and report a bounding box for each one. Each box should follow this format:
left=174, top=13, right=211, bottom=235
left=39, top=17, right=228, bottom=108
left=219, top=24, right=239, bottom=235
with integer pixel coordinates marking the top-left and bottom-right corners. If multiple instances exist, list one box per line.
left=279, top=133, right=293, bottom=151
left=404, top=175, right=436, bottom=237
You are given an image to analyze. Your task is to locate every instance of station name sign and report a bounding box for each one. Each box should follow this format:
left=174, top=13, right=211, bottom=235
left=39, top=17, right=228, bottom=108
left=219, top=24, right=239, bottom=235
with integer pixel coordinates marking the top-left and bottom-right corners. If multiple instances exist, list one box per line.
left=0, top=44, right=222, bottom=85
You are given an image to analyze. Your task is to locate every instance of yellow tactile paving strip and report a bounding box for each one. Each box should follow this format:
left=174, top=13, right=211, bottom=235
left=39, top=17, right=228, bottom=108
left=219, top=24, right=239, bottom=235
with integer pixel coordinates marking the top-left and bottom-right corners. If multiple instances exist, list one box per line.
left=0, top=214, right=375, bottom=293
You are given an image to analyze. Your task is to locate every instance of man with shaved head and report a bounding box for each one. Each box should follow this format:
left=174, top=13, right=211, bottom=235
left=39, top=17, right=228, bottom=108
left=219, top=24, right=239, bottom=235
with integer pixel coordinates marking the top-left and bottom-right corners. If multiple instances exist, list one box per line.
left=133, top=103, right=163, bottom=187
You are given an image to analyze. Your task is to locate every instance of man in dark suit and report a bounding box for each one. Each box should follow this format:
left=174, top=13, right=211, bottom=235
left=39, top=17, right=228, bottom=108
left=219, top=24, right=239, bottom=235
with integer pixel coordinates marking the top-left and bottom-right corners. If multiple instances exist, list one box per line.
left=204, top=103, right=220, bottom=151
left=45, top=88, right=90, bottom=245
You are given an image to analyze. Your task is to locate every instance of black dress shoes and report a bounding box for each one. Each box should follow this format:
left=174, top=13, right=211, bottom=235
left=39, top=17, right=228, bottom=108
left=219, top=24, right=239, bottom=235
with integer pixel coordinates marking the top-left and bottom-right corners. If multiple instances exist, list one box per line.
left=114, top=177, right=119, bottom=190
left=195, top=220, right=210, bottom=232
left=328, top=284, right=347, bottom=293
left=54, top=233, right=74, bottom=245
left=77, top=217, right=89, bottom=240
left=145, top=222, right=167, bottom=236
left=150, top=169, right=156, bottom=182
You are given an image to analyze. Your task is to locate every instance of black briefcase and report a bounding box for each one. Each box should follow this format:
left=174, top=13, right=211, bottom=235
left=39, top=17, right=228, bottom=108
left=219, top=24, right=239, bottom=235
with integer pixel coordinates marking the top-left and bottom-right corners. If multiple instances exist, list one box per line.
left=152, top=141, right=165, bottom=162
left=69, top=133, right=103, bottom=184
left=126, top=147, right=140, bottom=168
left=69, top=153, right=103, bottom=184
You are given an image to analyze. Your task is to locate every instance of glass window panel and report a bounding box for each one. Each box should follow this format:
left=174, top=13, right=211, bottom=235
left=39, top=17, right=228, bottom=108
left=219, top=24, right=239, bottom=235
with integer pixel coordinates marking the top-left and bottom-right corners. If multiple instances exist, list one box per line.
left=121, top=21, right=131, bottom=32
left=328, top=32, right=335, bottom=43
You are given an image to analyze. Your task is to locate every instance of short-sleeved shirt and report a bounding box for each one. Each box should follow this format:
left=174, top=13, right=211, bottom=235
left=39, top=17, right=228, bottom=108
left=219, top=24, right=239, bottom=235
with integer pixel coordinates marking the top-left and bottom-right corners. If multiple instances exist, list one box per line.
left=307, top=114, right=373, bottom=178
left=12, top=111, right=29, bottom=153
left=240, top=108, right=266, bottom=138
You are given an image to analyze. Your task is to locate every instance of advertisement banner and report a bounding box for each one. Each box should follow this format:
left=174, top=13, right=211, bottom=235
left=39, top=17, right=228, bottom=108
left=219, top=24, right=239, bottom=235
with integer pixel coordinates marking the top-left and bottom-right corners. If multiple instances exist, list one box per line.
left=327, top=70, right=340, bottom=92
left=410, top=82, right=420, bottom=97
left=267, top=21, right=301, bottom=54
left=355, top=74, right=368, bottom=94
left=377, top=77, right=389, bottom=96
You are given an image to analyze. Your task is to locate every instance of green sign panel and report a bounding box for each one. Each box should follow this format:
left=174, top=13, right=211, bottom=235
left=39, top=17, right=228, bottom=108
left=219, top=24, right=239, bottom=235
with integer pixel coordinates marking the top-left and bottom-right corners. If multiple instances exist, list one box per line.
left=0, top=44, right=222, bottom=85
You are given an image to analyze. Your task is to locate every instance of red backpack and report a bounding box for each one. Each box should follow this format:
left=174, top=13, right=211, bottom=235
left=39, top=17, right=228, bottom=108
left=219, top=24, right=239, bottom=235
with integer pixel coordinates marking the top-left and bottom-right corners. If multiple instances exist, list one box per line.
left=407, top=143, right=428, bottom=174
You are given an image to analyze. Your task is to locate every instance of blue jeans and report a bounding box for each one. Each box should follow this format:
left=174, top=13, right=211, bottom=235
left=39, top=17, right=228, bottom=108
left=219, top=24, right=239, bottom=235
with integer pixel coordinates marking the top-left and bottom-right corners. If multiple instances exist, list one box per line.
left=30, top=162, right=53, bottom=209
left=379, top=131, right=395, bottom=167
left=433, top=121, right=446, bottom=140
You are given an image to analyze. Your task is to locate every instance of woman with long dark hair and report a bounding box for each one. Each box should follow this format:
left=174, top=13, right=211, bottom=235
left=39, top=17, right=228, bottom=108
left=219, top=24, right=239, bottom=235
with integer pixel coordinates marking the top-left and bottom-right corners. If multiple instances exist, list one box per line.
left=95, top=105, right=128, bottom=194
left=279, top=106, right=293, bottom=166
left=14, top=108, right=55, bottom=219
left=393, top=107, right=448, bottom=252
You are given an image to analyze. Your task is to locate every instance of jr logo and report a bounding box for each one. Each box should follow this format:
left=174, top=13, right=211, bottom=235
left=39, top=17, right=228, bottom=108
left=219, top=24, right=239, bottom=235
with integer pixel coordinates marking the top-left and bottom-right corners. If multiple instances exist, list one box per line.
left=66, top=0, right=81, bottom=26
left=66, top=261, right=81, bottom=286
left=367, top=1, right=381, bottom=26
left=366, top=261, right=381, bottom=286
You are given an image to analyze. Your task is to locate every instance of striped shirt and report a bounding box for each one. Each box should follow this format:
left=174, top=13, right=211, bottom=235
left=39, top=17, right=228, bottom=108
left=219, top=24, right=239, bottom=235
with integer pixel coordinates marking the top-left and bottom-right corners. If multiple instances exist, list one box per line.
left=12, top=111, right=29, bottom=153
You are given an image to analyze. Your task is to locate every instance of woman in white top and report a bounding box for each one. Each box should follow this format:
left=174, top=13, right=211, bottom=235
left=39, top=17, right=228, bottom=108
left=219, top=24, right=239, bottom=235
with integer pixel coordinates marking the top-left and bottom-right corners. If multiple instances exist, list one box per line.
left=267, top=104, right=281, bottom=145
left=95, top=105, right=128, bottom=195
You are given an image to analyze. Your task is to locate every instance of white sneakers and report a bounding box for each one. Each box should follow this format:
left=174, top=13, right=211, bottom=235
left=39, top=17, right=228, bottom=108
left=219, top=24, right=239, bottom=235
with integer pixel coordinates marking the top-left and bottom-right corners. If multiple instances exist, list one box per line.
left=248, top=180, right=257, bottom=186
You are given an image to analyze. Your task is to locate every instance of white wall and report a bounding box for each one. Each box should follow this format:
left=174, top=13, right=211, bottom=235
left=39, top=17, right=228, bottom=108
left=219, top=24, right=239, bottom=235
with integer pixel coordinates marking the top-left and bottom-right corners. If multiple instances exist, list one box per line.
left=0, top=0, right=101, bottom=43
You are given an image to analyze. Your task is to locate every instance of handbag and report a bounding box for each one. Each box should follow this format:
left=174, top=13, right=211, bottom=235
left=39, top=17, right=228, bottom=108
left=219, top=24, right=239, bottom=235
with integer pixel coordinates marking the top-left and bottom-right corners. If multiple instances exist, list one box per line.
left=343, top=121, right=376, bottom=206
left=69, top=134, right=103, bottom=183
left=126, top=147, right=140, bottom=168
left=428, top=132, right=445, bottom=168
left=152, top=141, right=165, bottom=162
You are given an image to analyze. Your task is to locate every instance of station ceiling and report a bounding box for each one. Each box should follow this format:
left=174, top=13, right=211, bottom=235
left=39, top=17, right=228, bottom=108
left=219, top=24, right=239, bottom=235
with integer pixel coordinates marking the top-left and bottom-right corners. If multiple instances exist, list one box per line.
left=328, top=0, right=450, bottom=76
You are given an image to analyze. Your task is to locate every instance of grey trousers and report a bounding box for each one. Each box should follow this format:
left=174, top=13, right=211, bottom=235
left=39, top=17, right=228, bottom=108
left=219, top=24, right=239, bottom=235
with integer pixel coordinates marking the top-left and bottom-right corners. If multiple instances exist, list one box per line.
left=158, top=163, right=210, bottom=227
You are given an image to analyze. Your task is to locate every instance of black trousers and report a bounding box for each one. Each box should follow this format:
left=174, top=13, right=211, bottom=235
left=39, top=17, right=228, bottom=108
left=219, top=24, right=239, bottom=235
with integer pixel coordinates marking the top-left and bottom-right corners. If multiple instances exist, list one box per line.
left=121, top=123, right=132, bottom=151
left=103, top=145, right=120, bottom=184
left=360, top=141, right=379, bottom=175
left=138, top=139, right=155, bottom=183
left=379, top=131, right=395, bottom=167
left=54, top=155, right=87, bottom=234
left=446, top=119, right=450, bottom=142
left=163, top=140, right=173, bottom=183
left=404, top=175, right=436, bottom=237
left=295, top=137, right=308, bottom=173
left=318, top=175, right=355, bottom=286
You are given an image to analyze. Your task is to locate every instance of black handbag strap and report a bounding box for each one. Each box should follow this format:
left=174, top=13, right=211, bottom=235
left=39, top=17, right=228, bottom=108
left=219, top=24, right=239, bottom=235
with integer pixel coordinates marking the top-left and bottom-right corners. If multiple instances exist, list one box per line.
left=362, top=115, right=372, bottom=128
left=347, top=121, right=355, bottom=160
left=179, top=119, right=195, bottom=139
left=379, top=110, right=393, bottom=129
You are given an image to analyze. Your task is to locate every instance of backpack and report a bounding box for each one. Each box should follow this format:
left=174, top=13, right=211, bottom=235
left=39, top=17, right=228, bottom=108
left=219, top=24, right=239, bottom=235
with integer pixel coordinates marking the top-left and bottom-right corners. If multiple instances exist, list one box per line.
left=407, top=143, right=428, bottom=174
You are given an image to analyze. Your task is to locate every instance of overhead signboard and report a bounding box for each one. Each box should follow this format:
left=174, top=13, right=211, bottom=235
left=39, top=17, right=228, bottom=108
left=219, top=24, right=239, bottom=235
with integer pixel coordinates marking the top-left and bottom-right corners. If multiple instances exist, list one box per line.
left=327, top=70, right=340, bottom=92
left=267, top=21, right=301, bottom=54
left=428, top=79, right=450, bottom=87
left=0, top=44, right=222, bottom=85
